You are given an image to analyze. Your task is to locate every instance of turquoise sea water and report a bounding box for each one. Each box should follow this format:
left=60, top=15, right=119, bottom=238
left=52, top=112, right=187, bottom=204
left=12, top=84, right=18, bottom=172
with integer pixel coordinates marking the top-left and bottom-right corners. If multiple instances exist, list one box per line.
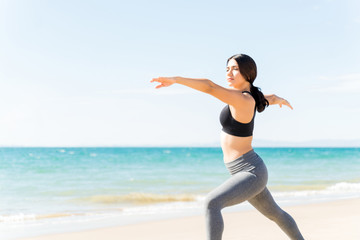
left=1, top=147, right=360, bottom=239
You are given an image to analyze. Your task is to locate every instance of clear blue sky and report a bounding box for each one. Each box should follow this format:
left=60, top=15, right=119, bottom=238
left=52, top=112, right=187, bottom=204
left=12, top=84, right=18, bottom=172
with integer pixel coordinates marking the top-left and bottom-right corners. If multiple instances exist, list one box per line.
left=0, top=0, right=359, bottom=146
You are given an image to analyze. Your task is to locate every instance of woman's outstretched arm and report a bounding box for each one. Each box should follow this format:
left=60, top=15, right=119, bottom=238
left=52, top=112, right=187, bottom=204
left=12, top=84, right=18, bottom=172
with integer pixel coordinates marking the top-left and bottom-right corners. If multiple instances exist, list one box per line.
left=151, top=76, right=213, bottom=92
left=265, top=94, right=293, bottom=110
left=151, top=76, right=254, bottom=109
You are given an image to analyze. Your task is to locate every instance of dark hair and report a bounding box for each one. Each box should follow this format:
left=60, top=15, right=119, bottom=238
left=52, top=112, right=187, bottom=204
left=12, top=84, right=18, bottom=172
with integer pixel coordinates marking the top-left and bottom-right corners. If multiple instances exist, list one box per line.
left=227, top=54, right=269, bottom=112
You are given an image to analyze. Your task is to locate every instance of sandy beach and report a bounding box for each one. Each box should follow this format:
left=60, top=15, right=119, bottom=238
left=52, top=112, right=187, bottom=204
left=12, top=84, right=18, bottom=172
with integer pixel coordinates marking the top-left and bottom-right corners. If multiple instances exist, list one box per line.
left=22, top=197, right=360, bottom=240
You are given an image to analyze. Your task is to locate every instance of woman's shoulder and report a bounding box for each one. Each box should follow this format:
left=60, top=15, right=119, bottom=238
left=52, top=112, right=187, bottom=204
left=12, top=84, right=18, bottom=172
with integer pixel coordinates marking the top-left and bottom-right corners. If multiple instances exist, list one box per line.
left=229, top=91, right=255, bottom=114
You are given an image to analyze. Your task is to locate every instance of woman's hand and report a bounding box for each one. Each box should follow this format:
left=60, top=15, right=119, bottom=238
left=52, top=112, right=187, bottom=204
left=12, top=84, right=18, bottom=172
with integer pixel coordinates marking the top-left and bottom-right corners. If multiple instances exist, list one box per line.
left=265, top=94, right=293, bottom=109
left=150, top=77, right=176, bottom=89
left=273, top=95, right=293, bottom=110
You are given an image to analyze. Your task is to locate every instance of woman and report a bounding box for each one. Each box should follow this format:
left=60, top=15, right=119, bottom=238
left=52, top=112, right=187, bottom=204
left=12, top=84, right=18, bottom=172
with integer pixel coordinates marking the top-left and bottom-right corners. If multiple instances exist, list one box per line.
left=151, top=54, right=304, bottom=240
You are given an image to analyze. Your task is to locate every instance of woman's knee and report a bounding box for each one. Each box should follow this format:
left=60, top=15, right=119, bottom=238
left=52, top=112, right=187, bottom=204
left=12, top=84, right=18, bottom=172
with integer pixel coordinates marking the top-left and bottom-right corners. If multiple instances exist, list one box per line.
left=266, top=208, right=288, bottom=223
left=204, top=194, right=223, bottom=211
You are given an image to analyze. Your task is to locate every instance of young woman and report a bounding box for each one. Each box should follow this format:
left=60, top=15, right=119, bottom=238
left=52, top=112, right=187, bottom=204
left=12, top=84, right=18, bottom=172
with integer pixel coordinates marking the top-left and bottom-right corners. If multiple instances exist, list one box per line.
left=151, top=54, right=304, bottom=240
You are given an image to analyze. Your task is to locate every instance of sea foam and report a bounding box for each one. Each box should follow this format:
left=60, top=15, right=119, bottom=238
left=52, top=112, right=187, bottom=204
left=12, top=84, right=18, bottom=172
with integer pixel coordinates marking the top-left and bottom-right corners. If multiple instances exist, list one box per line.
left=78, top=193, right=199, bottom=205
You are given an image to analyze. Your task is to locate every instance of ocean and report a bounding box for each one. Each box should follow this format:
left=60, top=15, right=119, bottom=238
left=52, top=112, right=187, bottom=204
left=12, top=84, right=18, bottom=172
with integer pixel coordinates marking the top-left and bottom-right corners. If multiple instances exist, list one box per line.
left=1, top=147, right=360, bottom=239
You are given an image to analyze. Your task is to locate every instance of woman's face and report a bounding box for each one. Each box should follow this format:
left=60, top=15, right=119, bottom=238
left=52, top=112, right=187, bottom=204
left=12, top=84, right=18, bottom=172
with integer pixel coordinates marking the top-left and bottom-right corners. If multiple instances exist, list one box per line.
left=226, top=58, right=247, bottom=89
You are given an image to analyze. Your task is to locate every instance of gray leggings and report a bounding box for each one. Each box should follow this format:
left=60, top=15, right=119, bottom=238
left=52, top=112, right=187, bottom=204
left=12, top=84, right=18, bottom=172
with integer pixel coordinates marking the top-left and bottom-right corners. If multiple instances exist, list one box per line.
left=205, top=150, right=304, bottom=240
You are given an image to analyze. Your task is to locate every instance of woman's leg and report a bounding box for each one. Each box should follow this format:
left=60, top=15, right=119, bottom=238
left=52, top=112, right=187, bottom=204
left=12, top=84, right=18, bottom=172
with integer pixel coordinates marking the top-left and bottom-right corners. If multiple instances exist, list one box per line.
left=204, top=171, right=267, bottom=240
left=248, top=187, right=305, bottom=240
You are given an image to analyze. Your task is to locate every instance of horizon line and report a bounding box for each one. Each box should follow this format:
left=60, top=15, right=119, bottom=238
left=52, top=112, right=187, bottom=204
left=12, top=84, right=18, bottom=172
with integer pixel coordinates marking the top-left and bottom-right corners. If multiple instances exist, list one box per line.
left=0, top=145, right=359, bottom=148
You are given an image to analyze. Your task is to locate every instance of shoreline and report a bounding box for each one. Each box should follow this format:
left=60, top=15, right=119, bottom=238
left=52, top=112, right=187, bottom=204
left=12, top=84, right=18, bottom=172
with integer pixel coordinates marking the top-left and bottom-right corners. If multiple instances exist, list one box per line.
left=21, top=197, right=360, bottom=240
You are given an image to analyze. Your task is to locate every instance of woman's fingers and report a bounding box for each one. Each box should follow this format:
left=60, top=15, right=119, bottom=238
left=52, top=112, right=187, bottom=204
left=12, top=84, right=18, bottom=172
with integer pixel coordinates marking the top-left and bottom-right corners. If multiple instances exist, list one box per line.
left=150, top=77, right=163, bottom=88
left=155, top=83, right=165, bottom=89
left=283, top=100, right=293, bottom=110
left=150, top=77, right=160, bottom=83
left=150, top=77, right=174, bottom=88
left=277, top=97, right=293, bottom=110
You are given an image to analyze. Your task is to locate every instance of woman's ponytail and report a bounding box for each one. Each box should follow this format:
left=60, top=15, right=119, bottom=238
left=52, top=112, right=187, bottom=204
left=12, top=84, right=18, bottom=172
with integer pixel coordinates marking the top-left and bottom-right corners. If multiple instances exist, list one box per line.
left=250, top=84, right=269, bottom=113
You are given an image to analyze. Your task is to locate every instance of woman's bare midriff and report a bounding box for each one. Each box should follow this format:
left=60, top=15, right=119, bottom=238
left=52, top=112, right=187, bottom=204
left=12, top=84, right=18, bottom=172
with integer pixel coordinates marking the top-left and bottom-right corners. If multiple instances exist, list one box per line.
left=221, top=131, right=253, bottom=163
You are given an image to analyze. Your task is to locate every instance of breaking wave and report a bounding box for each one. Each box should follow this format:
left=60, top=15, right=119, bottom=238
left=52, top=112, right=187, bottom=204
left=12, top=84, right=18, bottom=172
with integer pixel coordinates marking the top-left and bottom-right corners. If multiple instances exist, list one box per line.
left=79, top=193, right=199, bottom=205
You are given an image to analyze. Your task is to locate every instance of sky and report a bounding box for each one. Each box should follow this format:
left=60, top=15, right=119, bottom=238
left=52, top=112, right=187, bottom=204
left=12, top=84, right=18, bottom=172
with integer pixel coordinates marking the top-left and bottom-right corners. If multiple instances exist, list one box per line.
left=0, top=0, right=359, bottom=147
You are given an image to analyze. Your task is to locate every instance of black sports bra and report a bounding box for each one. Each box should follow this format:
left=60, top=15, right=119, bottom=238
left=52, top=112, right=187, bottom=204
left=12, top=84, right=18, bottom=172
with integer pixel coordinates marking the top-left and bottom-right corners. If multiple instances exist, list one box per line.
left=219, top=91, right=256, bottom=137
